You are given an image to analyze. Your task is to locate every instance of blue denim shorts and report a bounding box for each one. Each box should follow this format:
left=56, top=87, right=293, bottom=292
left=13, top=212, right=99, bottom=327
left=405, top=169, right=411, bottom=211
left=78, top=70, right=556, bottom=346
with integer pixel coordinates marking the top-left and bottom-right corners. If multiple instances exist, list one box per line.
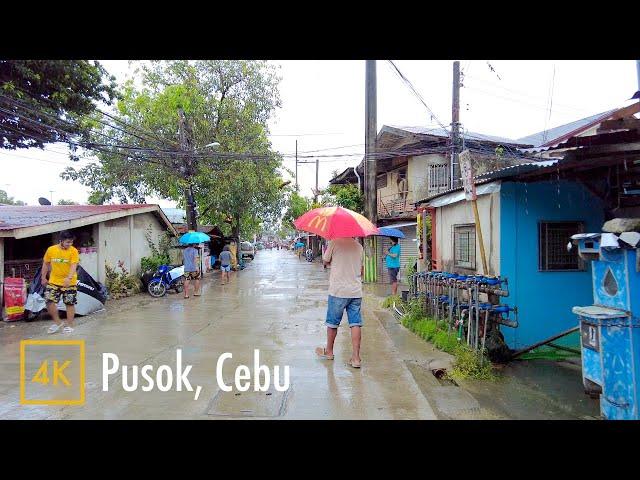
left=326, top=295, right=363, bottom=328
left=221, top=265, right=231, bottom=272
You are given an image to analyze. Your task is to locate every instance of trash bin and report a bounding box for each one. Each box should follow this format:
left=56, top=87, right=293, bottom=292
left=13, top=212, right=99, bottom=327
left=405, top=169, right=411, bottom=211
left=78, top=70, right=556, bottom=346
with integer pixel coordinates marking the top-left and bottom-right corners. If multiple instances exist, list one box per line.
left=572, top=231, right=640, bottom=420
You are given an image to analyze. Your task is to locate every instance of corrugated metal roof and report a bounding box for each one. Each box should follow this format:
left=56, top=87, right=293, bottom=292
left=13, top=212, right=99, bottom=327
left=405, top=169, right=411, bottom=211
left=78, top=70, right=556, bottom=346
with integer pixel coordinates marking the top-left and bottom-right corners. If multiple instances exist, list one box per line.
left=516, top=109, right=618, bottom=148
left=386, top=125, right=526, bottom=146
left=475, top=159, right=558, bottom=181
left=162, top=207, right=187, bottom=224
left=0, top=204, right=158, bottom=231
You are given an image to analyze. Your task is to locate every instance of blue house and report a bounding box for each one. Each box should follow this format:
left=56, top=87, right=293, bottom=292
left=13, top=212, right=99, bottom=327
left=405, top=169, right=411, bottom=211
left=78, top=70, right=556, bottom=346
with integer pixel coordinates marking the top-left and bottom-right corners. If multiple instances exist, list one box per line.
left=415, top=102, right=640, bottom=351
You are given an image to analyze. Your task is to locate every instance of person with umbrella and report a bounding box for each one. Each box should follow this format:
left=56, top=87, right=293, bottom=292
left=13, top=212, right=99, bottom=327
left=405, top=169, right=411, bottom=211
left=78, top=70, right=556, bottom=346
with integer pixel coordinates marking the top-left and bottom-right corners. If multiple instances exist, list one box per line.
left=294, top=206, right=378, bottom=369
left=182, top=243, right=201, bottom=298
left=385, top=238, right=401, bottom=296
left=377, top=227, right=404, bottom=297
left=179, top=231, right=210, bottom=298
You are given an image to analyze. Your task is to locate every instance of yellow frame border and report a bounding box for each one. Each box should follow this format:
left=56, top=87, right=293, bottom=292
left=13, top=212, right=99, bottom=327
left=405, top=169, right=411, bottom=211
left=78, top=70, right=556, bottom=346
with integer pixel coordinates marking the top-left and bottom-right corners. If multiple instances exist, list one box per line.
left=20, top=340, right=85, bottom=406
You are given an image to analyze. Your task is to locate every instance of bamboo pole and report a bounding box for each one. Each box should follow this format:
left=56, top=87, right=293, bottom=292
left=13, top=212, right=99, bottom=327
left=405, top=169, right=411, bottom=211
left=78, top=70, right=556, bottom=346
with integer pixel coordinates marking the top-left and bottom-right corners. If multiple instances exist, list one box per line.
left=471, top=199, right=489, bottom=274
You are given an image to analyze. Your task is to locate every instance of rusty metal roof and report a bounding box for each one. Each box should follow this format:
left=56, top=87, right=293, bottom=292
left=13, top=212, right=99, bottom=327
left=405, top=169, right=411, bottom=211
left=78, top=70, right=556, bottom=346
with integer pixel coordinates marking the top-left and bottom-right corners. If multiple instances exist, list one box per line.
left=0, top=204, right=160, bottom=231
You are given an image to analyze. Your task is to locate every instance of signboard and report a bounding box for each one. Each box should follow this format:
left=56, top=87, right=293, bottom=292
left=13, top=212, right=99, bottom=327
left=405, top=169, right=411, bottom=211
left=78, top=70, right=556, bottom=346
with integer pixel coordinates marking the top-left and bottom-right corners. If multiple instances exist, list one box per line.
left=581, top=322, right=600, bottom=352
left=459, top=149, right=476, bottom=201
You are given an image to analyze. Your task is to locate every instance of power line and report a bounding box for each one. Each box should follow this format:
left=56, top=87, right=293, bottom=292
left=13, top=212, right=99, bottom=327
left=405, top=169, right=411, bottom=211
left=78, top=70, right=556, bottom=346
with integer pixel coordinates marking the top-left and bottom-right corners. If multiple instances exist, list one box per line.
left=542, top=65, right=556, bottom=144
left=386, top=60, right=449, bottom=132
left=464, top=73, right=594, bottom=115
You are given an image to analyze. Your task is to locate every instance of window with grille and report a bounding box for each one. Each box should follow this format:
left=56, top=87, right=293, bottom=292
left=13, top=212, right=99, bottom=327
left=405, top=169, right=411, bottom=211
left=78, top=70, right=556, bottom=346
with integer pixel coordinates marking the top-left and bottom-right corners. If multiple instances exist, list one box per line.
left=454, top=224, right=476, bottom=269
left=429, top=164, right=449, bottom=192
left=538, top=221, right=584, bottom=271
left=376, top=173, right=387, bottom=189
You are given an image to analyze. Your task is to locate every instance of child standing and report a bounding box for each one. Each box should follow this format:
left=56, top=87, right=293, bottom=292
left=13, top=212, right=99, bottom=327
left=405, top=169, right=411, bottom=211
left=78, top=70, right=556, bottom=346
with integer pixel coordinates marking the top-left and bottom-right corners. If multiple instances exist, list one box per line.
left=219, top=245, right=232, bottom=285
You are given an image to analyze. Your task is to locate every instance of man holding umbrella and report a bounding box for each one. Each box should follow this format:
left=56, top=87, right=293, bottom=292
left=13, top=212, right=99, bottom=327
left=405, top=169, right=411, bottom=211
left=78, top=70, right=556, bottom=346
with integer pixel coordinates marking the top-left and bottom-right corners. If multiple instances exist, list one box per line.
left=294, top=206, right=378, bottom=369
left=384, top=237, right=401, bottom=296
left=179, top=230, right=210, bottom=298
left=182, top=243, right=201, bottom=298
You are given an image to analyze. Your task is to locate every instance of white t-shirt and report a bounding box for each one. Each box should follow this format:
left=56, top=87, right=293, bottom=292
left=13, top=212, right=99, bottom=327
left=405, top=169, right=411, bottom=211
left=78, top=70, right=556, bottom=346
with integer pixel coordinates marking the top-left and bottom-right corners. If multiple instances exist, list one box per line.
left=322, top=238, right=363, bottom=298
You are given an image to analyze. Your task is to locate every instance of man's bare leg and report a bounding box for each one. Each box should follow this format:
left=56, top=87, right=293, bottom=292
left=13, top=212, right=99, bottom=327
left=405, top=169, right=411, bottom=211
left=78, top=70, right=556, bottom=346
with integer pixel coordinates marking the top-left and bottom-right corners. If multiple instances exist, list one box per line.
left=47, top=302, right=62, bottom=326
left=349, top=326, right=361, bottom=364
left=325, top=326, right=338, bottom=357
left=392, top=281, right=398, bottom=296
left=195, top=278, right=201, bottom=295
left=64, top=305, right=75, bottom=328
left=184, top=278, right=191, bottom=297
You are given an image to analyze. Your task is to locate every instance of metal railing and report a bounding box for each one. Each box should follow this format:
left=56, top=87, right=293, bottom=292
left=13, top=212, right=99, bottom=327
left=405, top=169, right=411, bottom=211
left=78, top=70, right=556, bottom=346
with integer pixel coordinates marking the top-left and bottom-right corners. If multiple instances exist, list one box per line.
left=377, top=191, right=416, bottom=218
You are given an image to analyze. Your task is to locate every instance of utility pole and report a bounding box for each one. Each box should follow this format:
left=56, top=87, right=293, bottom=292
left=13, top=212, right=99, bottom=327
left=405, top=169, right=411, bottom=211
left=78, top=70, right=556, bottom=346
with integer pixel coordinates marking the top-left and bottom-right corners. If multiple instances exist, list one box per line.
left=451, top=61, right=461, bottom=189
left=364, top=60, right=378, bottom=284
left=295, top=140, right=299, bottom=192
left=365, top=60, right=377, bottom=223
left=314, top=158, right=319, bottom=204
left=178, top=108, right=197, bottom=231
left=636, top=60, right=640, bottom=91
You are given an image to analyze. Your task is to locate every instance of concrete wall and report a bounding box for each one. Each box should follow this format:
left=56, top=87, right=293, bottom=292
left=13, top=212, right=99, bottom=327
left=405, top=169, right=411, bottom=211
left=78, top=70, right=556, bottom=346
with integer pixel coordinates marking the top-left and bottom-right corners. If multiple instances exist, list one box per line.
left=97, top=212, right=168, bottom=283
left=499, top=180, right=604, bottom=349
left=408, top=154, right=447, bottom=203
left=435, top=190, right=501, bottom=276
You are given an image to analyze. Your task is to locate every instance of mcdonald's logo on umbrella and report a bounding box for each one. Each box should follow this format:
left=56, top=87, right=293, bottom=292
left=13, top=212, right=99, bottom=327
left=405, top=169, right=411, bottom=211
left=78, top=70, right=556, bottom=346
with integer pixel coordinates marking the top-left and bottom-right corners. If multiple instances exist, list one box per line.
left=294, top=206, right=379, bottom=239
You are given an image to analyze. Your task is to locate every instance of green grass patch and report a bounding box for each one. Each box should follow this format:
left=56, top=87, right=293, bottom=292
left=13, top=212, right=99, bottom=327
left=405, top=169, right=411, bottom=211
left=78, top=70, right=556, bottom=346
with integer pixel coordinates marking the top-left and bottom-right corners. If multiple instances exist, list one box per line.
left=389, top=299, right=497, bottom=381
left=381, top=294, right=402, bottom=309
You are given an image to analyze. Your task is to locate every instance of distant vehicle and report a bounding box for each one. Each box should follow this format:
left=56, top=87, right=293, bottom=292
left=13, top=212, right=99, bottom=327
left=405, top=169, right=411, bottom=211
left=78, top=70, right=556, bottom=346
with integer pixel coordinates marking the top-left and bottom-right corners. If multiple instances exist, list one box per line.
left=240, top=241, right=255, bottom=260
left=255, top=242, right=265, bottom=250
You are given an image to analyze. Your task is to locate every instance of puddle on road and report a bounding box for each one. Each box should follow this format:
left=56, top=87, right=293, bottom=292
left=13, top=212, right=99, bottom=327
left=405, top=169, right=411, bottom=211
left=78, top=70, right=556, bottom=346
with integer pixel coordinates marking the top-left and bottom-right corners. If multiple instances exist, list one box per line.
left=206, top=385, right=291, bottom=417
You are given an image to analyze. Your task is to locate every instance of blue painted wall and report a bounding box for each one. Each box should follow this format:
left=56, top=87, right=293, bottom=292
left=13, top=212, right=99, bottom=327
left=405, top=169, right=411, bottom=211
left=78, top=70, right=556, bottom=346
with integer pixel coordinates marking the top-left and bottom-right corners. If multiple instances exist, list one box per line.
left=499, top=180, right=604, bottom=349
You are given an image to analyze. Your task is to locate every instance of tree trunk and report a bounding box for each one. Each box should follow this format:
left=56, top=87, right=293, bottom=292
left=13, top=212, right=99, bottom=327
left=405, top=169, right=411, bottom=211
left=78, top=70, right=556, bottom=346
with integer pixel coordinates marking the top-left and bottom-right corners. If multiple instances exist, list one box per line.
left=233, top=214, right=241, bottom=264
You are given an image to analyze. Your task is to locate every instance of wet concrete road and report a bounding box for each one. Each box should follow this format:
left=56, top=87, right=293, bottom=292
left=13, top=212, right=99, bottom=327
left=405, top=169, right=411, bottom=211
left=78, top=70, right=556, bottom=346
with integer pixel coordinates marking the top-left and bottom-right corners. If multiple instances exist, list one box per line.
left=0, top=249, right=435, bottom=419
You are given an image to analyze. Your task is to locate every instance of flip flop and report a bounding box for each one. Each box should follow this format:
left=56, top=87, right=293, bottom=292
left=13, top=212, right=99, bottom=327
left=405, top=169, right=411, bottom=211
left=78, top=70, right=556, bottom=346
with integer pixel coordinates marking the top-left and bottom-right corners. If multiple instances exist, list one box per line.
left=184, top=295, right=190, bottom=299
left=315, top=346, right=334, bottom=360
left=348, top=360, right=362, bottom=369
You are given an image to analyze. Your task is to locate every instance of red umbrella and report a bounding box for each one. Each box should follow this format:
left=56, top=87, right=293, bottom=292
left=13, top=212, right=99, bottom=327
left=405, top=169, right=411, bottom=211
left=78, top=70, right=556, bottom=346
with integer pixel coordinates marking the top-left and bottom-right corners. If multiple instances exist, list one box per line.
left=294, top=206, right=379, bottom=239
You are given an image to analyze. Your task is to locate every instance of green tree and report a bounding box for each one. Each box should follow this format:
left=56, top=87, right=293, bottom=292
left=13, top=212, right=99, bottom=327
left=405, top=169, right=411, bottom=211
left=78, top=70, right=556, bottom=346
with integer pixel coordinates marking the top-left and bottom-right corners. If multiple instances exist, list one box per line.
left=57, top=199, right=79, bottom=205
left=321, top=183, right=363, bottom=213
left=0, top=60, right=118, bottom=153
left=283, top=191, right=312, bottom=229
left=62, top=60, right=285, bottom=243
left=0, top=189, right=25, bottom=205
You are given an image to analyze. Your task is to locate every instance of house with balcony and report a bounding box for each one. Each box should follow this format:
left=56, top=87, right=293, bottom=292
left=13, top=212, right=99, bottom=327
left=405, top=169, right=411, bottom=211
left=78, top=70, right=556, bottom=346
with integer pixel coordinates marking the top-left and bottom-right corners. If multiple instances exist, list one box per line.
left=330, top=125, right=529, bottom=284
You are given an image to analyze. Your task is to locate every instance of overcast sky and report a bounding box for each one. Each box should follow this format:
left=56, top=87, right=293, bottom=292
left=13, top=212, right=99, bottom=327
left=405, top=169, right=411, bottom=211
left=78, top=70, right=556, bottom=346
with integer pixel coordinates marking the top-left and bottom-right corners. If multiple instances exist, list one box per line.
left=2, top=60, right=638, bottom=207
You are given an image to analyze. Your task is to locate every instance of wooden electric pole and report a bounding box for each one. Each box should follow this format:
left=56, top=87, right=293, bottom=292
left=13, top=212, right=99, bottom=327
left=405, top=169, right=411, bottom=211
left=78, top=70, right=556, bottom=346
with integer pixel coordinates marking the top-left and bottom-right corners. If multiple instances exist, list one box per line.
left=364, top=60, right=378, bottom=284
left=451, top=61, right=461, bottom=189
left=178, top=108, right=197, bottom=231
left=295, top=139, right=299, bottom=192
left=314, top=158, right=319, bottom=204
left=365, top=60, right=377, bottom=223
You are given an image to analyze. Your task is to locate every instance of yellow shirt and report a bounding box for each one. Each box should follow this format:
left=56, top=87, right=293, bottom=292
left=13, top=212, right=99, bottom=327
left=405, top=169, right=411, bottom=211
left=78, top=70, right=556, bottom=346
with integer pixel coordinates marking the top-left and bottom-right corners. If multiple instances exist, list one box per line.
left=44, top=244, right=79, bottom=287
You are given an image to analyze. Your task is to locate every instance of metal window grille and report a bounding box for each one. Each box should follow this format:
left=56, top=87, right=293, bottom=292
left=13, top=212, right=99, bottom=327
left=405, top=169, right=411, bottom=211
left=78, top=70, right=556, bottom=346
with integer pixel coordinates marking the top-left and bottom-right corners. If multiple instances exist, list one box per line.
left=538, top=221, right=584, bottom=271
left=429, top=164, right=449, bottom=193
left=454, top=225, right=476, bottom=269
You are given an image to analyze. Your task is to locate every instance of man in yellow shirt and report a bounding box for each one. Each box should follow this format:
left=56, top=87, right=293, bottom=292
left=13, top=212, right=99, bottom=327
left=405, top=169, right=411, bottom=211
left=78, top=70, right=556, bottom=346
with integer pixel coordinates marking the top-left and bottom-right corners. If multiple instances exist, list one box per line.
left=41, top=230, right=79, bottom=334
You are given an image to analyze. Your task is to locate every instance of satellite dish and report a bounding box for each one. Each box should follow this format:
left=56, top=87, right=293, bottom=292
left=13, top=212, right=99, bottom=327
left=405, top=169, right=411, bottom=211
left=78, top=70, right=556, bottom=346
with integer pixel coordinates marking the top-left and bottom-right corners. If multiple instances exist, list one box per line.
left=38, top=197, right=51, bottom=205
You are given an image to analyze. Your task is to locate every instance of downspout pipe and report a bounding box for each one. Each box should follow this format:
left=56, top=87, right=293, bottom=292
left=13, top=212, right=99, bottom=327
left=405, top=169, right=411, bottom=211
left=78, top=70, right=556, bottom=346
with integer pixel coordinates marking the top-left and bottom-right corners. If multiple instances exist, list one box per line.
left=353, top=166, right=361, bottom=191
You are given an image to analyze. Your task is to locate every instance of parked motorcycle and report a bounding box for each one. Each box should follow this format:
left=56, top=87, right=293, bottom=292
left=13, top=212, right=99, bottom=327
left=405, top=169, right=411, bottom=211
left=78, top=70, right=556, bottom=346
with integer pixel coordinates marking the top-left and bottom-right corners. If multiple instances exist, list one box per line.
left=305, top=248, right=314, bottom=262
left=147, top=265, right=185, bottom=297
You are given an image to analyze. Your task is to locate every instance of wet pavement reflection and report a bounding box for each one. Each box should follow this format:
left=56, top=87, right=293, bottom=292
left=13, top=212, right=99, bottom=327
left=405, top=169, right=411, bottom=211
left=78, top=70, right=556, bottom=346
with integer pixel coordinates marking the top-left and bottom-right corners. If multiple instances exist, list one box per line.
left=0, top=249, right=435, bottom=419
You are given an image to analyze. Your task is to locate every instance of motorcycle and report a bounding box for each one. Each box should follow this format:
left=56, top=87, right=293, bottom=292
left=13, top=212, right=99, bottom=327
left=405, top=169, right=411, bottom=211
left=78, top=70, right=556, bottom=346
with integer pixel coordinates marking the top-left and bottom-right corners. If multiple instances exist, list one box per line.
left=147, top=265, right=185, bottom=297
left=305, top=248, right=314, bottom=262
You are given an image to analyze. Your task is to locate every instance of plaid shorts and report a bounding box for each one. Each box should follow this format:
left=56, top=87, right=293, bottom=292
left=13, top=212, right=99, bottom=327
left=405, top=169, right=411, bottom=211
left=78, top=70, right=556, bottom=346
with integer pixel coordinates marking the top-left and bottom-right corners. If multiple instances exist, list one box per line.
left=45, top=284, right=78, bottom=305
left=185, top=271, right=201, bottom=280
